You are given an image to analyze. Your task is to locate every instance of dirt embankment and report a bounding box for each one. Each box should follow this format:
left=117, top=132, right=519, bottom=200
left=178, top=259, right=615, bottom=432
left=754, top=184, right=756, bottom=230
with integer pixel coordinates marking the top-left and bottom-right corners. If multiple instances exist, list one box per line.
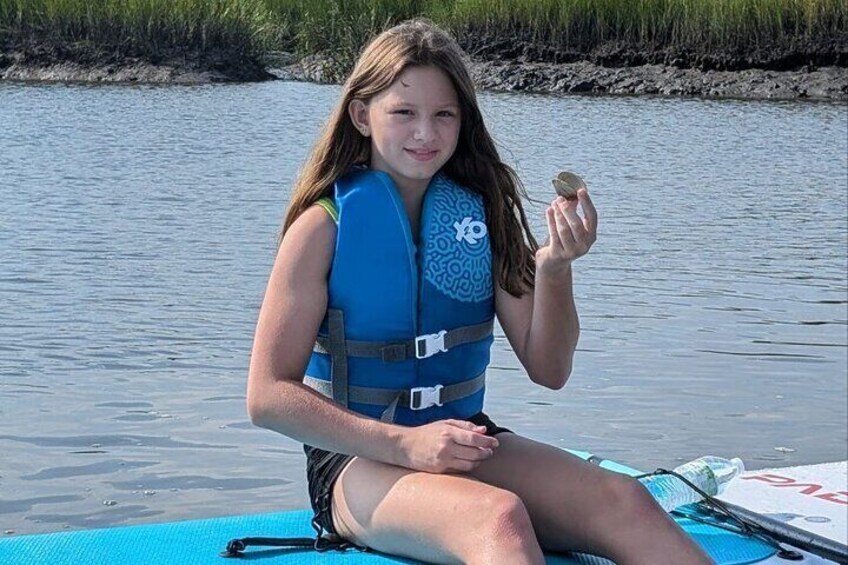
left=462, top=30, right=848, bottom=71
left=274, top=30, right=848, bottom=100
left=2, top=32, right=846, bottom=100
left=278, top=53, right=846, bottom=100
left=0, top=39, right=274, bottom=83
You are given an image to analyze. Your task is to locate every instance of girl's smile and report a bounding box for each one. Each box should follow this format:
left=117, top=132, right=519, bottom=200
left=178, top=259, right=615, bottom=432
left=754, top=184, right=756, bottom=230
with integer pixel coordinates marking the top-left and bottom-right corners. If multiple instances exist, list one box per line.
left=405, top=148, right=439, bottom=161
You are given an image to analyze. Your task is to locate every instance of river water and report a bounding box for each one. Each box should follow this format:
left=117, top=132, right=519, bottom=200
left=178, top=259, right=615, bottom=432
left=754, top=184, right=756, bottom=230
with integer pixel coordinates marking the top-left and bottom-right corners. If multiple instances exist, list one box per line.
left=1, top=81, right=846, bottom=536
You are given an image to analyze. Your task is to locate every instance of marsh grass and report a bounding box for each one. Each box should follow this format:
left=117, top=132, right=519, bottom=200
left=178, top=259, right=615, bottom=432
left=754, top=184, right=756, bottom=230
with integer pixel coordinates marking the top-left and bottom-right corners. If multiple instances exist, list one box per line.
left=439, top=0, right=846, bottom=47
left=0, top=0, right=844, bottom=69
left=0, top=0, right=275, bottom=57
left=262, top=0, right=422, bottom=80
left=263, top=0, right=845, bottom=55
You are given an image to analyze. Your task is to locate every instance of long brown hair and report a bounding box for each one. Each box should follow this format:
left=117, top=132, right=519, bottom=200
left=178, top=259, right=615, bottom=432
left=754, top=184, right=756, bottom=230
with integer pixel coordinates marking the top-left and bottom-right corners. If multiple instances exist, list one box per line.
left=282, top=19, right=538, bottom=296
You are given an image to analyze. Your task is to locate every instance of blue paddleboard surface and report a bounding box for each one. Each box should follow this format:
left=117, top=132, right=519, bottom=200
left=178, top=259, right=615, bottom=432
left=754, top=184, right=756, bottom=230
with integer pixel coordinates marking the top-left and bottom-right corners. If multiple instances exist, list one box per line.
left=0, top=509, right=777, bottom=565
left=0, top=452, right=776, bottom=564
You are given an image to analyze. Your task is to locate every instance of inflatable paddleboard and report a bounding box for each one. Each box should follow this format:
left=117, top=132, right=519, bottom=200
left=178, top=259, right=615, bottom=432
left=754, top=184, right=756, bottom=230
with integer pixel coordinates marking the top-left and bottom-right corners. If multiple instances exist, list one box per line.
left=717, top=461, right=847, bottom=547
left=1, top=453, right=844, bottom=564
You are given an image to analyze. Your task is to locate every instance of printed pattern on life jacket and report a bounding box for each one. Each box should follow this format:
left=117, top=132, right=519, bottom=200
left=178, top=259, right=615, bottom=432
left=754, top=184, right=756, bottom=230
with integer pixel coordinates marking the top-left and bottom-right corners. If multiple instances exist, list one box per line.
left=423, top=175, right=493, bottom=303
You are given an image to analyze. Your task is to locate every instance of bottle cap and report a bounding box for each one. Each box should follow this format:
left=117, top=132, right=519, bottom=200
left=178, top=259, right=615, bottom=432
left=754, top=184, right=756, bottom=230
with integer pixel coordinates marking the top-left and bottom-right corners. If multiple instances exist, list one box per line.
left=730, top=457, right=745, bottom=474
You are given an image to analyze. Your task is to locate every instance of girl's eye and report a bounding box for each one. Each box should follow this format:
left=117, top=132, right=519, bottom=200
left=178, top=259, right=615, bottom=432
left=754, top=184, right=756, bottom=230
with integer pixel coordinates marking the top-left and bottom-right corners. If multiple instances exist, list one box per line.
left=437, top=111, right=456, bottom=118
left=392, top=109, right=413, bottom=116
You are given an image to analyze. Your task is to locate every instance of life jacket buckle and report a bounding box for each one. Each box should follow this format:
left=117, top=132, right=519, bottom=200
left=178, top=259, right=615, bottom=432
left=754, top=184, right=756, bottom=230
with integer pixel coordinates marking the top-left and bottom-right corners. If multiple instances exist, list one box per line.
left=409, top=384, right=444, bottom=410
left=415, top=330, right=447, bottom=359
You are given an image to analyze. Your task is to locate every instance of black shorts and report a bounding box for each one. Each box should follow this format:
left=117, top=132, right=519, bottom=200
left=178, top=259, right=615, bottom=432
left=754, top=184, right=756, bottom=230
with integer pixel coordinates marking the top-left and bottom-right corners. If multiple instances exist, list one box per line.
left=304, top=412, right=512, bottom=538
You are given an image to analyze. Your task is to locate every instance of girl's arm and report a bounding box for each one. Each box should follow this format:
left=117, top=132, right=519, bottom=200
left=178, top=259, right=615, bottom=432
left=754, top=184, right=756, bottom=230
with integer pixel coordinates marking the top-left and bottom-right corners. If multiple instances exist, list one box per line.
left=247, top=206, right=498, bottom=472
left=495, top=189, right=598, bottom=390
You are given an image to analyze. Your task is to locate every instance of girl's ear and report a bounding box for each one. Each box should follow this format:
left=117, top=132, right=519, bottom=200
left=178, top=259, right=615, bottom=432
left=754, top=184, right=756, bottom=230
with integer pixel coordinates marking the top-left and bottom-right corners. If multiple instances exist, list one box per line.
left=348, top=100, right=371, bottom=137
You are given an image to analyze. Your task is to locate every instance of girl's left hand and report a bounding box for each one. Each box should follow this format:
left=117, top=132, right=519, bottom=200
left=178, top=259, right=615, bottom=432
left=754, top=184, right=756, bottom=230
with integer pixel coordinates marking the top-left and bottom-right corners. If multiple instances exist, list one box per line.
left=536, top=189, right=598, bottom=280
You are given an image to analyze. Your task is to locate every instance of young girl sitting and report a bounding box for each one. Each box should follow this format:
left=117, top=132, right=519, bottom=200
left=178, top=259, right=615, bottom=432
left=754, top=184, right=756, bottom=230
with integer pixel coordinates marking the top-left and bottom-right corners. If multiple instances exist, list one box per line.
left=247, top=19, right=712, bottom=565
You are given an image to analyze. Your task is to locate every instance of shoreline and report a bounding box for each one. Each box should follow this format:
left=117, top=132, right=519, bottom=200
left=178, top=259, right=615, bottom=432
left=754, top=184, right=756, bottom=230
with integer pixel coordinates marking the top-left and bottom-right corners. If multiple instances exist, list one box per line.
left=0, top=42, right=275, bottom=85
left=2, top=48, right=846, bottom=101
left=278, top=54, right=848, bottom=101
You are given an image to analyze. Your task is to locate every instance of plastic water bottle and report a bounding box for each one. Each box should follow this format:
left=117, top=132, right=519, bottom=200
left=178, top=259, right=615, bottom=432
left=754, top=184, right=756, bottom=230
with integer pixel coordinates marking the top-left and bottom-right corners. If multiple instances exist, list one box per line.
left=640, top=456, right=745, bottom=513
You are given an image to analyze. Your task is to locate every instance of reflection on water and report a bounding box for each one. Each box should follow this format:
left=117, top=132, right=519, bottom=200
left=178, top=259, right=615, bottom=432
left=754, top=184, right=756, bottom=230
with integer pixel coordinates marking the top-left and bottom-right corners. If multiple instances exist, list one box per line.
left=0, top=82, right=846, bottom=535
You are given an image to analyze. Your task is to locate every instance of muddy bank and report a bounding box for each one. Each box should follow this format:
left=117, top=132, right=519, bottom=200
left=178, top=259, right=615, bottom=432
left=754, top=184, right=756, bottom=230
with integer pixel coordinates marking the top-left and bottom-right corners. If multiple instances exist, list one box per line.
left=269, top=30, right=848, bottom=100
left=2, top=36, right=845, bottom=100
left=469, top=60, right=848, bottom=100
left=462, top=30, right=848, bottom=99
left=274, top=53, right=847, bottom=101
left=0, top=40, right=274, bottom=84
left=460, top=29, right=848, bottom=71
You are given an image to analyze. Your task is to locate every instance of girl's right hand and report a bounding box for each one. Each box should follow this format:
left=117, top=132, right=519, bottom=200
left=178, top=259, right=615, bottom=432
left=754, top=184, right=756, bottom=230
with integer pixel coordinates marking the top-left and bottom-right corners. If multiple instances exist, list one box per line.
left=398, top=419, right=499, bottom=473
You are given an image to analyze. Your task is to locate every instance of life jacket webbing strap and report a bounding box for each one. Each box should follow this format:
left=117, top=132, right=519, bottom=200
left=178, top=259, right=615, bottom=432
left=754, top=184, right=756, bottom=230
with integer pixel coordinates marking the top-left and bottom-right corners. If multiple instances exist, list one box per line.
left=303, top=371, right=485, bottom=411
left=312, top=319, right=494, bottom=362
left=327, top=309, right=348, bottom=407
left=380, top=396, right=400, bottom=423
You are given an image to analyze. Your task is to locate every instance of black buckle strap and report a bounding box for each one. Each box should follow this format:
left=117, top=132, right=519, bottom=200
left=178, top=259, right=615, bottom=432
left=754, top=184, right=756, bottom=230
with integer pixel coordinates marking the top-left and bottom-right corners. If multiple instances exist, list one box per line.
left=313, top=319, right=494, bottom=362
left=634, top=469, right=807, bottom=562
left=327, top=309, right=348, bottom=407
left=222, top=494, right=367, bottom=558
left=220, top=535, right=361, bottom=558
left=302, top=371, right=485, bottom=411
left=221, top=536, right=314, bottom=557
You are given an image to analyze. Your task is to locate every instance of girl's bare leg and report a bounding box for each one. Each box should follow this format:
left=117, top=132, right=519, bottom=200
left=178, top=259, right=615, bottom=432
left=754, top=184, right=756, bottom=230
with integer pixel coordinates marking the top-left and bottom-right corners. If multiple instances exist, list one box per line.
left=331, top=456, right=546, bottom=565
left=470, top=433, right=713, bottom=565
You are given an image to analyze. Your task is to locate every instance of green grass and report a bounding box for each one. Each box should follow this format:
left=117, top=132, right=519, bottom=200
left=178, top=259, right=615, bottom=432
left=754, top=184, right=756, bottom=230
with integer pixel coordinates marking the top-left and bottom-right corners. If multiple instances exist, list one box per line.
left=0, top=0, right=275, bottom=56
left=436, top=0, right=846, bottom=47
left=0, top=0, right=844, bottom=65
left=261, top=0, right=424, bottom=79
left=263, top=0, right=845, bottom=55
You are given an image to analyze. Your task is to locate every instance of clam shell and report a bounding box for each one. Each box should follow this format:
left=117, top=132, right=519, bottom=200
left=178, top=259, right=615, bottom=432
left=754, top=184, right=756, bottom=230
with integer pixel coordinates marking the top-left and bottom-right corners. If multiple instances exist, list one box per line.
left=551, top=171, right=587, bottom=199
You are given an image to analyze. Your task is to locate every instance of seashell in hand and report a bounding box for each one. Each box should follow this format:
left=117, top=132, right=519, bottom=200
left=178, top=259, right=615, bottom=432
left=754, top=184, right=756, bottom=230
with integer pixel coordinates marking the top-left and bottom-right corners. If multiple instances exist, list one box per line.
left=552, top=171, right=587, bottom=200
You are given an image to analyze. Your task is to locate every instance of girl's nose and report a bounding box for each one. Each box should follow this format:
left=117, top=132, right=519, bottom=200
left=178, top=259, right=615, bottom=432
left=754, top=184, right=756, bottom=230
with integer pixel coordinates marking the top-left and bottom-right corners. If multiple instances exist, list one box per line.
left=413, top=119, right=435, bottom=141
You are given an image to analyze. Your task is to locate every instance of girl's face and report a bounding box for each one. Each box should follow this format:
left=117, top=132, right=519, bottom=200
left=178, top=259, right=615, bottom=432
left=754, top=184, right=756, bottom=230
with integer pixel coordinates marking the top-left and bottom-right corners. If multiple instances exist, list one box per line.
left=349, top=65, right=461, bottom=194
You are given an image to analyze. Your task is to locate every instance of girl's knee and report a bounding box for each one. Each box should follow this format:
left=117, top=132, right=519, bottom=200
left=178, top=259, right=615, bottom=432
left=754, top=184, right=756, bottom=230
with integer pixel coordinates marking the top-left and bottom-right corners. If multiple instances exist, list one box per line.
left=603, top=474, right=656, bottom=509
left=593, top=475, right=713, bottom=564
left=477, top=490, right=536, bottom=546
left=597, top=474, right=668, bottom=527
left=457, top=490, right=544, bottom=565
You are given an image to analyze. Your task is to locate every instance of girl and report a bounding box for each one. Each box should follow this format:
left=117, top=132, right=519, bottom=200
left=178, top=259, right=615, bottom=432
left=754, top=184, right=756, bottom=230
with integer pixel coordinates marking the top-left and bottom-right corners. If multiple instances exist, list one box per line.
left=247, top=19, right=712, bottom=565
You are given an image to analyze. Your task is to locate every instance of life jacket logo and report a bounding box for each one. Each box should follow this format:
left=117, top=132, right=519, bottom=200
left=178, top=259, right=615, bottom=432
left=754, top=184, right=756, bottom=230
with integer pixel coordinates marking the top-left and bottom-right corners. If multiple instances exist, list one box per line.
left=453, top=217, right=487, bottom=245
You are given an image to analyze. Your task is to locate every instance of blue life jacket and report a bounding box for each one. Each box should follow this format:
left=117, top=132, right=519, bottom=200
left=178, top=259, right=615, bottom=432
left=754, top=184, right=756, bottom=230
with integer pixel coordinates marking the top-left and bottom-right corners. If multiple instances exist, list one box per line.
left=303, top=169, right=495, bottom=426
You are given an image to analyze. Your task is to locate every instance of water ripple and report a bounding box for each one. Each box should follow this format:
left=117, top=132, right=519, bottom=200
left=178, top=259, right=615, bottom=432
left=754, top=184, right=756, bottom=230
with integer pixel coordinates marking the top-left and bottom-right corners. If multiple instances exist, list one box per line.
left=0, top=435, right=233, bottom=450
left=0, top=496, right=86, bottom=515
left=107, top=475, right=290, bottom=492
left=21, top=460, right=158, bottom=481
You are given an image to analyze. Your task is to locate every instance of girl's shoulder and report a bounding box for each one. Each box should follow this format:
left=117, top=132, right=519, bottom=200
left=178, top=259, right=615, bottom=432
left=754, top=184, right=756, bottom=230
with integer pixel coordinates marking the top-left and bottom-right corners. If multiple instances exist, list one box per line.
left=283, top=203, right=337, bottom=256
left=275, top=203, right=337, bottom=282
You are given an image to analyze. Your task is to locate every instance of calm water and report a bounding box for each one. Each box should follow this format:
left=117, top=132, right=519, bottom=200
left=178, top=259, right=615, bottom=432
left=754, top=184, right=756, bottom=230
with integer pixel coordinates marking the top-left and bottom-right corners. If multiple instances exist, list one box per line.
left=1, top=82, right=846, bottom=536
